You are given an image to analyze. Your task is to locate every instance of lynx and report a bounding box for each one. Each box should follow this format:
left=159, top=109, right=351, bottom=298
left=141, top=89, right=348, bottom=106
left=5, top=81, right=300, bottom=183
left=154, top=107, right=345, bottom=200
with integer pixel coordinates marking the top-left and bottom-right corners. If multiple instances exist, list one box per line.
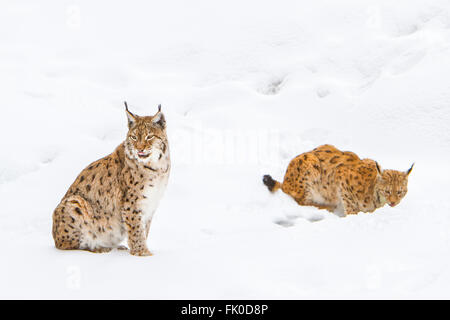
left=263, top=144, right=413, bottom=216
left=52, top=102, right=170, bottom=256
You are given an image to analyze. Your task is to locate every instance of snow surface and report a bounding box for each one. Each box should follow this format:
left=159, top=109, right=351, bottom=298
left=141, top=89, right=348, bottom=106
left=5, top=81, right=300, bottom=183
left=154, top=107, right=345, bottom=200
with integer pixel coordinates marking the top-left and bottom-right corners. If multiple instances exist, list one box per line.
left=1, top=0, right=450, bottom=299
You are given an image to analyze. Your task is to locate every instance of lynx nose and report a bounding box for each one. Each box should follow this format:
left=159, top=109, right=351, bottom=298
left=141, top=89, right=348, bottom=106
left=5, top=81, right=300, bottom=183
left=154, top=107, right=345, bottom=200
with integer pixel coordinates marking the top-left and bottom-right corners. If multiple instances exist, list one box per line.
left=388, top=201, right=398, bottom=207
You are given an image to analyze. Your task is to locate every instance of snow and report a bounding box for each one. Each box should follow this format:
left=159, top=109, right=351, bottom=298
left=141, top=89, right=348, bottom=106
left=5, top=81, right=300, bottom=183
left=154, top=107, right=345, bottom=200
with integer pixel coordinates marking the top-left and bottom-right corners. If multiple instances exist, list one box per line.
left=1, top=0, right=450, bottom=299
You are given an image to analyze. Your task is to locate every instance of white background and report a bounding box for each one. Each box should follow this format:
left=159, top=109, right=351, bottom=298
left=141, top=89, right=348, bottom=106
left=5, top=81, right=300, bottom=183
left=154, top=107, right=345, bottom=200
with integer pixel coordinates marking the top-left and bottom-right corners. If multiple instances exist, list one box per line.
left=1, top=0, right=450, bottom=298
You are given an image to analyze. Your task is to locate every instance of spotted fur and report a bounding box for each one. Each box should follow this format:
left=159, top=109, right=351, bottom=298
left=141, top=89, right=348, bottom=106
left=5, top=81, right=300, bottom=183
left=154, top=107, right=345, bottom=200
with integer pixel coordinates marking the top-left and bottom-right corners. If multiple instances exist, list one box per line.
left=52, top=103, right=170, bottom=256
left=263, top=144, right=413, bottom=216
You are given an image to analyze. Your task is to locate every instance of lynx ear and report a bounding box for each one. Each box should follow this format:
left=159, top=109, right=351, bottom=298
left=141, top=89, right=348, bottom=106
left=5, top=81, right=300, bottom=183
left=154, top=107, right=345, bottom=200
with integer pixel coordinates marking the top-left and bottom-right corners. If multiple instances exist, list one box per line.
left=375, top=161, right=383, bottom=175
left=124, top=101, right=137, bottom=128
left=152, top=104, right=166, bottom=128
left=406, top=163, right=414, bottom=176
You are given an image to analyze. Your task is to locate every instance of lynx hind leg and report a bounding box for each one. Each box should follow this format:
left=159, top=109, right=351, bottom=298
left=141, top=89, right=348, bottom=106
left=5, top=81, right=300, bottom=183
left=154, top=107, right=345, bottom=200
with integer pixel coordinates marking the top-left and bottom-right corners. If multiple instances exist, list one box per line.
left=292, top=189, right=334, bottom=212
left=52, top=196, right=91, bottom=251
left=52, top=202, right=81, bottom=250
left=281, top=153, right=322, bottom=208
left=310, top=203, right=336, bottom=212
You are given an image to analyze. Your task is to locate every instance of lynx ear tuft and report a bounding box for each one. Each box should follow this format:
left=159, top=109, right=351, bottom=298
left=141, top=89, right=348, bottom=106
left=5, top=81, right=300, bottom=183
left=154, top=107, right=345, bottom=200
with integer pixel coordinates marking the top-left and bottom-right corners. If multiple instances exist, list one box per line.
left=152, top=104, right=166, bottom=128
left=124, top=101, right=137, bottom=128
left=375, top=161, right=383, bottom=175
left=406, top=163, right=414, bottom=176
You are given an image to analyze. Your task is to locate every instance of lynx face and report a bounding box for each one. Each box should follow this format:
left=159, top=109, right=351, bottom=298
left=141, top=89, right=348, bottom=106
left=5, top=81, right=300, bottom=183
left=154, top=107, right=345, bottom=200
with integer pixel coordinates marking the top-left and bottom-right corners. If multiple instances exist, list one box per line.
left=125, top=105, right=167, bottom=163
left=378, top=165, right=413, bottom=207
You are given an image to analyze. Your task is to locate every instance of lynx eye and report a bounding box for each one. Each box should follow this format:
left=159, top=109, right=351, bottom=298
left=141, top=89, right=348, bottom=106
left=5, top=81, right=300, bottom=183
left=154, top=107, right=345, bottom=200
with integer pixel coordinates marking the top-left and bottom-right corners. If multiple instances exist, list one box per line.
left=385, top=191, right=391, bottom=195
left=146, top=135, right=155, bottom=141
left=130, top=135, right=137, bottom=141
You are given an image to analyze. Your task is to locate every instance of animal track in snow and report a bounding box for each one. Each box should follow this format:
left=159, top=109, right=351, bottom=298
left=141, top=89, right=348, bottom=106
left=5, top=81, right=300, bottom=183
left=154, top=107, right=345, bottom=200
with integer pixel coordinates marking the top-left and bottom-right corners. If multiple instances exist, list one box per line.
left=316, top=86, right=330, bottom=98
left=274, top=219, right=295, bottom=227
left=258, top=77, right=286, bottom=95
left=392, top=23, right=419, bottom=38
left=387, top=48, right=427, bottom=76
left=274, top=211, right=325, bottom=227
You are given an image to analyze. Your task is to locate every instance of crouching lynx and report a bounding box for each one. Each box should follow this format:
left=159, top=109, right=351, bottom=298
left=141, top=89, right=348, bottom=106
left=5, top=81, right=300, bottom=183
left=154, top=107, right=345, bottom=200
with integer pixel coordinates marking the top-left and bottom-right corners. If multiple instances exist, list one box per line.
left=263, top=144, right=413, bottom=216
left=52, top=102, right=170, bottom=256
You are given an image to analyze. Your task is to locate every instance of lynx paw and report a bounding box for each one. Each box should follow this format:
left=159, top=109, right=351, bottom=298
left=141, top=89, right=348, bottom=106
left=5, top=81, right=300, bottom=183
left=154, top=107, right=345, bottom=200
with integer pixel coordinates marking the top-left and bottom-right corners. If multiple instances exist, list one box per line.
left=90, top=247, right=113, bottom=253
left=130, top=248, right=153, bottom=256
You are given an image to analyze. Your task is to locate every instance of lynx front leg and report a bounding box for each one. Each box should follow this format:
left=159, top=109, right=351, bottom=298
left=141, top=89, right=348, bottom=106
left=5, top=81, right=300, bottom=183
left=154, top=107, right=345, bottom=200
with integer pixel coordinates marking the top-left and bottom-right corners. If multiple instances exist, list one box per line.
left=339, top=190, right=359, bottom=216
left=122, top=210, right=152, bottom=256
left=342, top=201, right=359, bottom=215
left=145, top=218, right=152, bottom=240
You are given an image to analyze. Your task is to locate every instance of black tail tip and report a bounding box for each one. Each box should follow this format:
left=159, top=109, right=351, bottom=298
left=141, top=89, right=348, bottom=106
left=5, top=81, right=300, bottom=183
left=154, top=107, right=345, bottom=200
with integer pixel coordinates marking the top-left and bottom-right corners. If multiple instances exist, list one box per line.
left=263, top=174, right=276, bottom=191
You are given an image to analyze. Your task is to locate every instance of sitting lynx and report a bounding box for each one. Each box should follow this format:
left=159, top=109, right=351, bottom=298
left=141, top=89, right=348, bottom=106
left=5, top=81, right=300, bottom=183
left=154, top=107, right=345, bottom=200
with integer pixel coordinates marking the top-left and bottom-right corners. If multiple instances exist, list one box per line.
left=263, top=144, right=413, bottom=216
left=52, top=102, right=170, bottom=256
